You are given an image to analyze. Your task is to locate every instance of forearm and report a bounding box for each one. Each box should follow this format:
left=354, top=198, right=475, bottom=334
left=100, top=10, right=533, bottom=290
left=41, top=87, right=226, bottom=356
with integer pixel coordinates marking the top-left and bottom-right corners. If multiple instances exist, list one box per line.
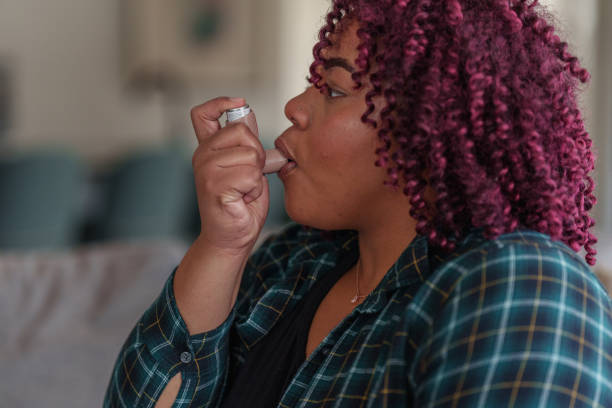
left=173, top=235, right=250, bottom=335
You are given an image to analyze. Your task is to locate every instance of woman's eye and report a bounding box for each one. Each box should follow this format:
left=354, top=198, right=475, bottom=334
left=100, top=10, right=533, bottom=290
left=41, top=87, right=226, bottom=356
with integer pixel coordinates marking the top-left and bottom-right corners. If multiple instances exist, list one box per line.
left=328, top=88, right=346, bottom=98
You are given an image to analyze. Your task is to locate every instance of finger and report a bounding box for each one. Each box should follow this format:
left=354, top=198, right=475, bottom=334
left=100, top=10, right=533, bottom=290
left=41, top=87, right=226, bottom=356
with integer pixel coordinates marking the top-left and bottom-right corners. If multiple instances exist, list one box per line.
left=206, top=123, right=265, bottom=161
left=211, top=146, right=264, bottom=170
left=193, top=145, right=263, bottom=172
left=190, top=96, right=246, bottom=144
left=244, top=175, right=268, bottom=204
left=201, top=166, right=264, bottom=205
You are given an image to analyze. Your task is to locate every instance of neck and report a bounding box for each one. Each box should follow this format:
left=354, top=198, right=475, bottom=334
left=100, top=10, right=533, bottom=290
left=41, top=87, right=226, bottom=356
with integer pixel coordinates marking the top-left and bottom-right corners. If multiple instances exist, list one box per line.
left=353, top=214, right=417, bottom=293
left=349, top=171, right=437, bottom=292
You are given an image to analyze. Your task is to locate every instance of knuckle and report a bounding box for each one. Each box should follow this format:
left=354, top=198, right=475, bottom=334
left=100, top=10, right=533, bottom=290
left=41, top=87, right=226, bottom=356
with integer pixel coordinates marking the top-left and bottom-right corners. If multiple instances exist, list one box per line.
left=191, top=147, right=201, bottom=168
left=193, top=159, right=213, bottom=182
left=246, top=148, right=259, bottom=165
left=190, top=106, right=199, bottom=122
left=233, top=122, right=250, bottom=136
left=248, top=170, right=261, bottom=185
left=191, top=145, right=208, bottom=169
left=202, top=175, right=216, bottom=194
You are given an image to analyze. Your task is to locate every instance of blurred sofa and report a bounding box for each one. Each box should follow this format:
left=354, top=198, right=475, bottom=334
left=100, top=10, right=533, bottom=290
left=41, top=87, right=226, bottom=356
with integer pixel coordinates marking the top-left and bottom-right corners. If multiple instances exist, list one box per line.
left=0, top=239, right=187, bottom=406
left=0, top=147, right=289, bottom=249
left=0, top=149, right=84, bottom=249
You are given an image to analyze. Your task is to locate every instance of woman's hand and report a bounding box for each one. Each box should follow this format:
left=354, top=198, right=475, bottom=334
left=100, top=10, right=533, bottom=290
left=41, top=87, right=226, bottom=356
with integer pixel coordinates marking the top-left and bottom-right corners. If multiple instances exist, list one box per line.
left=190, top=97, right=270, bottom=254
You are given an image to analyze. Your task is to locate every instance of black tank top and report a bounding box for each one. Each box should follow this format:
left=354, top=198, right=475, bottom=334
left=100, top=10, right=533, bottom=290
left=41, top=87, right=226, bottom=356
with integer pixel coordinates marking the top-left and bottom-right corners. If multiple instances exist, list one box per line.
left=220, top=245, right=359, bottom=407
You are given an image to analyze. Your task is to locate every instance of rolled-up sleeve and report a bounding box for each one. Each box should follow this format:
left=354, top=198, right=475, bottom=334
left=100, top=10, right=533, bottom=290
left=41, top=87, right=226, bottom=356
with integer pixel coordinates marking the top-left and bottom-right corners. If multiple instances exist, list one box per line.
left=103, top=267, right=236, bottom=408
left=413, top=243, right=612, bottom=407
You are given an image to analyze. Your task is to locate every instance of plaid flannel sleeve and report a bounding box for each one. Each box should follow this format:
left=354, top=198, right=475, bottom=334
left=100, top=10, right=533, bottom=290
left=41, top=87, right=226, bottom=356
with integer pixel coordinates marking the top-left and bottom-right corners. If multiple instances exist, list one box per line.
left=103, top=267, right=236, bottom=407
left=102, top=226, right=295, bottom=408
left=413, top=242, right=612, bottom=408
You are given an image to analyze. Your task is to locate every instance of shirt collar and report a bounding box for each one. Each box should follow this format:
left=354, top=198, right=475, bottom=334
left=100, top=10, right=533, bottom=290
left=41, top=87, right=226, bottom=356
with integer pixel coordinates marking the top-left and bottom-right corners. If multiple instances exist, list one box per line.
left=332, top=227, right=486, bottom=314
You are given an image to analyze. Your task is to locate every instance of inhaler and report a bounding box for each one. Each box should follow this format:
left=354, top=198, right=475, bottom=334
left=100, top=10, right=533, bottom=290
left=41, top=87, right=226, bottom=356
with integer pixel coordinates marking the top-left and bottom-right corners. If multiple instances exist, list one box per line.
left=225, top=104, right=288, bottom=174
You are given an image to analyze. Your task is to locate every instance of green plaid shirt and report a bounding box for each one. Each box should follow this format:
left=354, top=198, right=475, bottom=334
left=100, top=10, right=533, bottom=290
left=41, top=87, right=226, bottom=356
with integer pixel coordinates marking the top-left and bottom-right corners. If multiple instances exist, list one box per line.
left=104, top=223, right=612, bottom=407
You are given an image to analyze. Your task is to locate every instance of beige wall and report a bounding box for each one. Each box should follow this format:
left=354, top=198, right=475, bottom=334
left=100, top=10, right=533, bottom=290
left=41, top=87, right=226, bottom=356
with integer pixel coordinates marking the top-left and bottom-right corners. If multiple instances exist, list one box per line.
left=277, top=0, right=330, bottom=123
left=0, top=0, right=331, bottom=166
left=0, top=0, right=167, bottom=163
left=594, top=0, right=612, bottom=234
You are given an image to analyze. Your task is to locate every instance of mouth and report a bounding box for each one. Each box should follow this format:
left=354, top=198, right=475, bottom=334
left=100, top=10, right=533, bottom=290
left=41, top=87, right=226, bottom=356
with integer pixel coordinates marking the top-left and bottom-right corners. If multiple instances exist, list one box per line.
left=278, top=159, right=298, bottom=178
left=274, top=137, right=296, bottom=164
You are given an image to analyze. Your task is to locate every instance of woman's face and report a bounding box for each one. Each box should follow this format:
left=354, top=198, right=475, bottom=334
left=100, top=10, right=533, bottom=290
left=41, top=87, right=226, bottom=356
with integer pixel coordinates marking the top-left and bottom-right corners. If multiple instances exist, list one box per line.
left=276, top=20, right=398, bottom=231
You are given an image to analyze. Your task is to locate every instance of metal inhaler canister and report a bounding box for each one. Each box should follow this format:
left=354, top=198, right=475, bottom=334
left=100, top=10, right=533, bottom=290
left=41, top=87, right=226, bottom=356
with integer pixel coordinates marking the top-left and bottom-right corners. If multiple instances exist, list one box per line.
left=226, top=104, right=259, bottom=138
left=225, top=104, right=288, bottom=174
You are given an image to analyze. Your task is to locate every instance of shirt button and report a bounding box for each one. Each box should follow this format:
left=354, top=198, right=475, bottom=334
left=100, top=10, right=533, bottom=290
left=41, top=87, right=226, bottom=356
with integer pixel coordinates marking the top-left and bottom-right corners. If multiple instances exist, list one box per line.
left=180, top=351, right=192, bottom=364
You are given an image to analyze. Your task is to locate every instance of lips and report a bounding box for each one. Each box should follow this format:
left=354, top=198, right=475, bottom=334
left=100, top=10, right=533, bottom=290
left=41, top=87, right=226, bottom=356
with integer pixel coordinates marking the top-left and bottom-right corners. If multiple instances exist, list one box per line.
left=278, top=160, right=297, bottom=178
left=274, top=137, right=296, bottom=164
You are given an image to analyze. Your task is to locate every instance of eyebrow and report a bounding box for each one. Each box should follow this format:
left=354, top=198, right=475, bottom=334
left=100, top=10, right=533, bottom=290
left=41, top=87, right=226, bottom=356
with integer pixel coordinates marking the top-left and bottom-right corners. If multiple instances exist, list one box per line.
left=323, top=57, right=355, bottom=73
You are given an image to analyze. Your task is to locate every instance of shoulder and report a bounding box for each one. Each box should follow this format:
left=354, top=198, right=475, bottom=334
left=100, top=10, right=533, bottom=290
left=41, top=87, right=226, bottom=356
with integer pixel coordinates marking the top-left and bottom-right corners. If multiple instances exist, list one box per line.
left=430, top=229, right=609, bottom=308
left=412, top=228, right=612, bottom=352
left=411, top=230, right=612, bottom=406
left=418, top=229, right=612, bottom=361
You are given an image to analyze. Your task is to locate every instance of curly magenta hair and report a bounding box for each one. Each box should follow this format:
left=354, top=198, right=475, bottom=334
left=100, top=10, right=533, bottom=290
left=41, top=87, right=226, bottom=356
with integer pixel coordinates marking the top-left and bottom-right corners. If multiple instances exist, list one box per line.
left=308, top=0, right=598, bottom=265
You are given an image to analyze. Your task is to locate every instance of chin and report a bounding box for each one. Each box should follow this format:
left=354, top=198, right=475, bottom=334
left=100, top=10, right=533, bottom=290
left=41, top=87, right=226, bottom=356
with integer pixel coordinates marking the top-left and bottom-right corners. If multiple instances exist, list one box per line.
left=284, top=201, right=314, bottom=228
left=285, top=200, right=352, bottom=232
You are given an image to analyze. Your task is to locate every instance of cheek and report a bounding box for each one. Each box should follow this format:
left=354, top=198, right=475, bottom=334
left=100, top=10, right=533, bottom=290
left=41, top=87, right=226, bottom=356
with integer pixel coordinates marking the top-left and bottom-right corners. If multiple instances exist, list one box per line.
left=316, top=116, right=368, bottom=162
left=317, top=139, right=349, bottom=163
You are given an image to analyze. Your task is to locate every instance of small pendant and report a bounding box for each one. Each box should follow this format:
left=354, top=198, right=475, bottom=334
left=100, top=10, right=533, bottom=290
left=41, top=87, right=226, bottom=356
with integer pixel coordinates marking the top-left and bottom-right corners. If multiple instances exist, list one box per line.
left=351, top=295, right=365, bottom=304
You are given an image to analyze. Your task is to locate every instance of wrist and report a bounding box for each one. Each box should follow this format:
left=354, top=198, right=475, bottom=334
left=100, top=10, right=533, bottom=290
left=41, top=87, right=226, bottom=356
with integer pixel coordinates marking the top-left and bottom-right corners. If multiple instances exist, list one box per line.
left=174, top=235, right=251, bottom=334
left=194, top=233, right=255, bottom=260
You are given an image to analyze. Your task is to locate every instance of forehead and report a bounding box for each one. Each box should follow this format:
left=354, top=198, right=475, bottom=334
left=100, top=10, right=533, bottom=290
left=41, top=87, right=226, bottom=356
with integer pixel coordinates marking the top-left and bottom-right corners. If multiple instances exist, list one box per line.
left=322, top=19, right=361, bottom=61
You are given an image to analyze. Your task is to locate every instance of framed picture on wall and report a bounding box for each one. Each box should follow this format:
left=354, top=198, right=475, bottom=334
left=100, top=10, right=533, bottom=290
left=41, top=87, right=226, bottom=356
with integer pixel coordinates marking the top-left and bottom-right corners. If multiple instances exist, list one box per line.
left=121, top=0, right=255, bottom=86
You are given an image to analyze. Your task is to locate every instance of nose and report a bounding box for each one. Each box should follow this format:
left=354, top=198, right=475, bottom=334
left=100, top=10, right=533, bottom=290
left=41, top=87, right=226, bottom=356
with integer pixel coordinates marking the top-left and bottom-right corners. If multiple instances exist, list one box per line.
left=284, top=89, right=310, bottom=129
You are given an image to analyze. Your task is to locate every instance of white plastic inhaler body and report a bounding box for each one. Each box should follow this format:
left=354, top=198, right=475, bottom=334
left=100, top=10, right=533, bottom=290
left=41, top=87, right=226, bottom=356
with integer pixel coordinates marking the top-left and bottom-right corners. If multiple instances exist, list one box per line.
left=225, top=104, right=288, bottom=174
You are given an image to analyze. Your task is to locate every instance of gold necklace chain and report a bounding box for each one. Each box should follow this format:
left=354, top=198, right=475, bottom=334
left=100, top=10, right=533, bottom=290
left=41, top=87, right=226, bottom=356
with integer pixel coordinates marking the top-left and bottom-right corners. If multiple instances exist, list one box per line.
left=350, top=266, right=367, bottom=304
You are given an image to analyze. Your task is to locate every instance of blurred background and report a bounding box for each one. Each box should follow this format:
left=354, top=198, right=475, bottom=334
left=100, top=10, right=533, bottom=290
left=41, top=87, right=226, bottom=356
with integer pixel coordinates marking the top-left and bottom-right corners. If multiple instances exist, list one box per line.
left=0, top=0, right=610, bottom=406
left=0, top=0, right=333, bottom=249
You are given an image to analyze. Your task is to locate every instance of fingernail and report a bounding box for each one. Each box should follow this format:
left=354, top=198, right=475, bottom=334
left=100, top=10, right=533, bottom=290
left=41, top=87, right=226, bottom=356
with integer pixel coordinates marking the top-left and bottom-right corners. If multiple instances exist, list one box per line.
left=230, top=97, right=245, bottom=103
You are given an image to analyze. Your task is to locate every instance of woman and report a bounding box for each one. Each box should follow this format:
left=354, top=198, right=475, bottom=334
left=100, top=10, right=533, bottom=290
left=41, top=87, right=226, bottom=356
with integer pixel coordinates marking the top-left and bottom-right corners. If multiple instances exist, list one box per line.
left=104, top=0, right=611, bottom=407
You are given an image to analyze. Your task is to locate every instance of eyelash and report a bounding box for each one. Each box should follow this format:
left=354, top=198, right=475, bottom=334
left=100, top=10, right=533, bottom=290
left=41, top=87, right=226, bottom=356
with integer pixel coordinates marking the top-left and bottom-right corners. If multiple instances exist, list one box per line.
left=304, top=76, right=346, bottom=99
